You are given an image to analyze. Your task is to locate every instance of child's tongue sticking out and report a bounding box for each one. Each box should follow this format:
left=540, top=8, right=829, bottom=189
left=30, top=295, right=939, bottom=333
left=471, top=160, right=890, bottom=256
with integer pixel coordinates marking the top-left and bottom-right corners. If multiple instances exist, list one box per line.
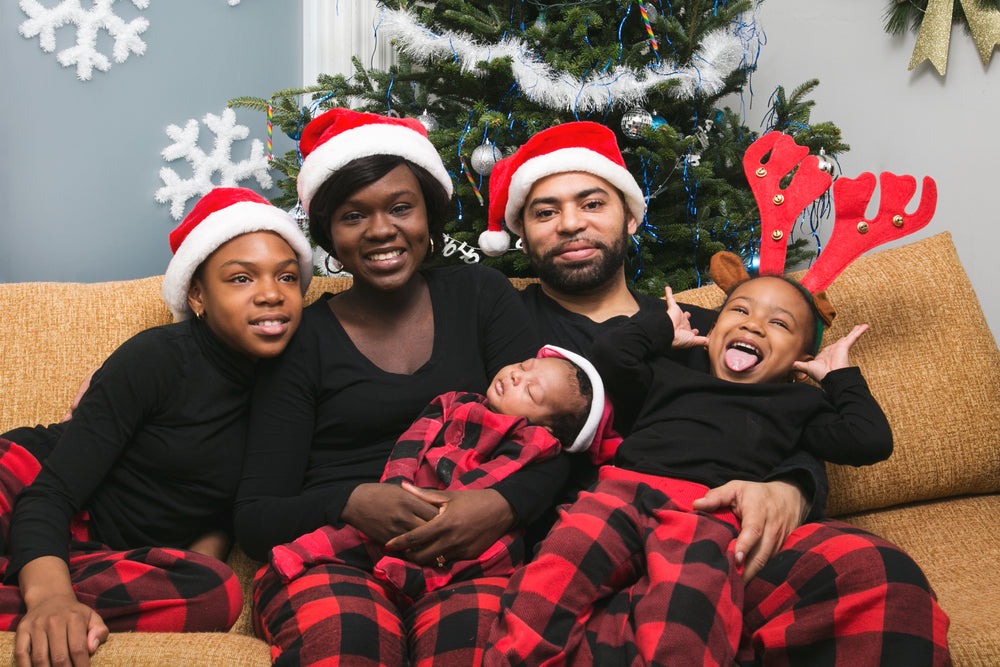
left=725, top=347, right=759, bottom=372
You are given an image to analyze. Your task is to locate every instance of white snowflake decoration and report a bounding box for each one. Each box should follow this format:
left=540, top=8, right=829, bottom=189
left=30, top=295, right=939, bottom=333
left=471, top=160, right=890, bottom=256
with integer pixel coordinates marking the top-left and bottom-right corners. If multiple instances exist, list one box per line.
left=155, top=108, right=273, bottom=220
left=18, top=0, right=150, bottom=81
left=379, top=8, right=748, bottom=113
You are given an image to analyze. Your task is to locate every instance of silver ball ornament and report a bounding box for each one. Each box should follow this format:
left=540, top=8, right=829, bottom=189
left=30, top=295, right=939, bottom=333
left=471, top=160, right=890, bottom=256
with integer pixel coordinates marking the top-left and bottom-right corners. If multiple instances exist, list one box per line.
left=816, top=148, right=838, bottom=178
left=416, top=109, right=439, bottom=132
left=470, top=142, right=502, bottom=175
left=622, top=108, right=654, bottom=139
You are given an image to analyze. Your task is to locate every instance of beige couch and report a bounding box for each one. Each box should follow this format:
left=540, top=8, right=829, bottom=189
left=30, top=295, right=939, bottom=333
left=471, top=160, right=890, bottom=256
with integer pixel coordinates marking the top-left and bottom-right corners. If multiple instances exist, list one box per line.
left=0, top=231, right=996, bottom=665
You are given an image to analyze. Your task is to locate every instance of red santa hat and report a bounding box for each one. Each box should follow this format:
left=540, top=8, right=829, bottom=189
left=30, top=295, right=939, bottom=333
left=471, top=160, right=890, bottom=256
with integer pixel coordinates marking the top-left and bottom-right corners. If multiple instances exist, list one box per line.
left=162, top=187, right=313, bottom=321
left=537, top=344, right=618, bottom=456
left=296, top=107, right=454, bottom=214
left=480, top=122, right=647, bottom=256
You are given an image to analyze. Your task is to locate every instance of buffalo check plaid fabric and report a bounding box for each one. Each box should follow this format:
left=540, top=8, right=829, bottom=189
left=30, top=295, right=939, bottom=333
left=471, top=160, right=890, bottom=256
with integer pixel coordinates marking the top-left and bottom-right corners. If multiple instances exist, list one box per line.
left=738, top=519, right=952, bottom=666
left=0, top=437, right=242, bottom=634
left=253, top=561, right=508, bottom=666
left=486, top=467, right=743, bottom=666
left=269, top=392, right=560, bottom=599
left=488, top=465, right=952, bottom=666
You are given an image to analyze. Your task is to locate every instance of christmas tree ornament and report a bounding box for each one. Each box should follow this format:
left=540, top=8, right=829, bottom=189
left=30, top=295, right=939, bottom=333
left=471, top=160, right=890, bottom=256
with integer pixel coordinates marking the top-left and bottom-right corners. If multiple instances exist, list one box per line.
left=416, top=109, right=439, bottom=131
left=816, top=148, right=838, bottom=178
left=639, top=2, right=660, bottom=59
left=460, top=157, right=486, bottom=205
left=18, top=0, right=150, bottom=81
left=651, top=112, right=667, bottom=129
left=622, top=108, right=654, bottom=139
left=289, top=200, right=307, bottom=231
left=643, top=2, right=660, bottom=22
left=155, top=108, right=273, bottom=220
left=470, top=142, right=502, bottom=175
left=266, top=103, right=274, bottom=161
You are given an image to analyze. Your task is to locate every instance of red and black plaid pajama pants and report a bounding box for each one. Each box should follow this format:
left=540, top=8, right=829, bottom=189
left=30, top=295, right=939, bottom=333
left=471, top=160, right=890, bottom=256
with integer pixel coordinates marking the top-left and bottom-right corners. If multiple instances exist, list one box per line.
left=489, top=467, right=951, bottom=666
left=253, top=559, right=507, bottom=666
left=486, top=466, right=743, bottom=666
left=0, top=437, right=243, bottom=634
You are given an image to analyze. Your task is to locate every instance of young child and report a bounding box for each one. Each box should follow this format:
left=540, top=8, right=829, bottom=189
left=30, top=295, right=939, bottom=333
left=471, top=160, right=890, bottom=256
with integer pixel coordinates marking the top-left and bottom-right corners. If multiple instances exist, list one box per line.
left=487, top=273, right=893, bottom=666
left=265, top=344, right=616, bottom=602
left=0, top=187, right=312, bottom=664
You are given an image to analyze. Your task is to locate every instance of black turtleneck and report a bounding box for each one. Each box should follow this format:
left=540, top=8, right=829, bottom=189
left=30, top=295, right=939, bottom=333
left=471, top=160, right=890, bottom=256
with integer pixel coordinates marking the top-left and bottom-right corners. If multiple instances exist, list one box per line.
left=8, top=318, right=256, bottom=576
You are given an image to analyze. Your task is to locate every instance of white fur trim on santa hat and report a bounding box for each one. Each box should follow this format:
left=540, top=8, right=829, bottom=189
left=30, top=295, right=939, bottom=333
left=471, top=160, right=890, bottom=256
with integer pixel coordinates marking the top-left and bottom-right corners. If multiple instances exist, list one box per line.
left=539, top=344, right=606, bottom=454
left=505, top=147, right=646, bottom=237
left=297, top=124, right=453, bottom=214
left=161, top=201, right=314, bottom=321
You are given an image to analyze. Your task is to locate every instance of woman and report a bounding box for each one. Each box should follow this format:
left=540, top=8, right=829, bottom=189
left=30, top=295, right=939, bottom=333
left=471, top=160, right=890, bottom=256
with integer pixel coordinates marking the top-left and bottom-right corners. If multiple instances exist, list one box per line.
left=234, top=108, right=564, bottom=665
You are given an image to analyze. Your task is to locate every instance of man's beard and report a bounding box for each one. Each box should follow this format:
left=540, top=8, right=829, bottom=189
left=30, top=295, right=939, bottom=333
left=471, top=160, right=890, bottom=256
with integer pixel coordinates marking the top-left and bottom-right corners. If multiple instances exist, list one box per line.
left=525, top=227, right=629, bottom=294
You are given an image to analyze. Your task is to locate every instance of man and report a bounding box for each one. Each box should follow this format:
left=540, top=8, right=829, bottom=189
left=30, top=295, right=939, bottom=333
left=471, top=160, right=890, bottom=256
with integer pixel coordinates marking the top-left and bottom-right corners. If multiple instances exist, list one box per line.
left=481, top=121, right=951, bottom=665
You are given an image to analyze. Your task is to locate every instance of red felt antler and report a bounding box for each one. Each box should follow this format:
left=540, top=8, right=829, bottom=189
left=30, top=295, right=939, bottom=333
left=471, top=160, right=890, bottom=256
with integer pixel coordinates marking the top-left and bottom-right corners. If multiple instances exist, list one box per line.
left=800, top=172, right=937, bottom=293
left=743, top=132, right=833, bottom=277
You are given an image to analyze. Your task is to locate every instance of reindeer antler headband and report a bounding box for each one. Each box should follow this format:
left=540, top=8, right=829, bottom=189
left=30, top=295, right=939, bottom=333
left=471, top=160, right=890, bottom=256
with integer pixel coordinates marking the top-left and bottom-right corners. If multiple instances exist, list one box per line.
left=711, top=131, right=938, bottom=351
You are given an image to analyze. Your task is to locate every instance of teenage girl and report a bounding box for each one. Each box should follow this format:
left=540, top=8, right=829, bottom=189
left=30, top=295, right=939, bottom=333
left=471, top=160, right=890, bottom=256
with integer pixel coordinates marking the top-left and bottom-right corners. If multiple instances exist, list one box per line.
left=0, top=187, right=312, bottom=667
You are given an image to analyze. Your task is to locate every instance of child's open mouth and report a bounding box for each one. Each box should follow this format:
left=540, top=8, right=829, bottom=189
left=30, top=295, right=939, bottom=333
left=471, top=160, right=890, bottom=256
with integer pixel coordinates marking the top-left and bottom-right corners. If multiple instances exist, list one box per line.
left=724, top=341, right=762, bottom=372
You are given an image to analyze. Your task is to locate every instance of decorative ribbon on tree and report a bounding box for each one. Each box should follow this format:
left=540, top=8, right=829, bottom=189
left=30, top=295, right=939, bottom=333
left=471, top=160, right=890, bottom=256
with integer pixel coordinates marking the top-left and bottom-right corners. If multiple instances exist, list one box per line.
left=893, top=0, right=1000, bottom=75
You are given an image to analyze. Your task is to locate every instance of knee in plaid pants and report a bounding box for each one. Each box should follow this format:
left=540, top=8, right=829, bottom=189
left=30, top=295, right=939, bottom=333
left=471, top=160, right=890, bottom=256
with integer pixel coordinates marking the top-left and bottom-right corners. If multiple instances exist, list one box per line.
left=738, top=520, right=951, bottom=667
left=486, top=472, right=743, bottom=667
left=253, top=560, right=507, bottom=666
left=0, top=437, right=242, bottom=634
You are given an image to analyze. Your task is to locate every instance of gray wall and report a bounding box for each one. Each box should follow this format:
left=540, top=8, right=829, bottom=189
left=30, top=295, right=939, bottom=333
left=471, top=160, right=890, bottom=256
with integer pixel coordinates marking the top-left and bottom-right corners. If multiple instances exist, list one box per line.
left=1, top=1, right=302, bottom=283
left=744, top=0, right=999, bottom=341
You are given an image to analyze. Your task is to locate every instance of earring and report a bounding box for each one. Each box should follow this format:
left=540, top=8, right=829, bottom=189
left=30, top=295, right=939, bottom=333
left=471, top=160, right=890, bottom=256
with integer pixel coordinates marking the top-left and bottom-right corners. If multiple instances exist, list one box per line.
left=195, top=310, right=205, bottom=321
left=325, top=254, right=344, bottom=274
left=429, top=236, right=435, bottom=255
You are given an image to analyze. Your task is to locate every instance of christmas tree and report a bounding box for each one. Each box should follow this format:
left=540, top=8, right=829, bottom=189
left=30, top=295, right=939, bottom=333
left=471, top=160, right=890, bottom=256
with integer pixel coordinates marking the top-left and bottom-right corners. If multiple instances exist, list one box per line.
left=231, top=0, right=847, bottom=292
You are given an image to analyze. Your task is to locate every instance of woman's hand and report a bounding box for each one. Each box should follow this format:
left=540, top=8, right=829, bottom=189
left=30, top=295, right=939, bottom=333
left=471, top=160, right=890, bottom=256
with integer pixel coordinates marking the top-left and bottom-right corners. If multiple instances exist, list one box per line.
left=340, top=482, right=441, bottom=545
left=15, top=557, right=108, bottom=667
left=383, top=483, right=516, bottom=565
left=692, top=479, right=808, bottom=582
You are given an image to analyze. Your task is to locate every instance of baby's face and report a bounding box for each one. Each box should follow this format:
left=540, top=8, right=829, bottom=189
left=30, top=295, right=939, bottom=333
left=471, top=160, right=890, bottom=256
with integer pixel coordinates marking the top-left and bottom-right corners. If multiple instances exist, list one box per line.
left=487, top=357, right=583, bottom=429
left=707, top=276, right=814, bottom=384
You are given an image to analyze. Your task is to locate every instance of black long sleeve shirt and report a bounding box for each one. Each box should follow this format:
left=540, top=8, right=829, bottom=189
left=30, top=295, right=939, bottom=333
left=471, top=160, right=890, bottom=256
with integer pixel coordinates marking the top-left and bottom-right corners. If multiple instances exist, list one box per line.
left=9, top=318, right=255, bottom=576
left=592, top=310, right=893, bottom=487
left=234, top=265, right=562, bottom=562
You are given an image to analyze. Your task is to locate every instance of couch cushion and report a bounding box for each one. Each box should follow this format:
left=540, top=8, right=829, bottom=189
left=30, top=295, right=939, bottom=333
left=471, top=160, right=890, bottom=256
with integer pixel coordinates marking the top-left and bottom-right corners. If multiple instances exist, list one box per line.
left=675, top=233, right=1000, bottom=515
left=0, top=276, right=174, bottom=431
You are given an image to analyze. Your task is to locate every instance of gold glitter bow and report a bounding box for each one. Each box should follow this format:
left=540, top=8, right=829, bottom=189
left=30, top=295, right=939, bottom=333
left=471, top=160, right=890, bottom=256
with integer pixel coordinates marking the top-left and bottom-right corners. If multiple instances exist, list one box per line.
left=907, top=0, right=1000, bottom=75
